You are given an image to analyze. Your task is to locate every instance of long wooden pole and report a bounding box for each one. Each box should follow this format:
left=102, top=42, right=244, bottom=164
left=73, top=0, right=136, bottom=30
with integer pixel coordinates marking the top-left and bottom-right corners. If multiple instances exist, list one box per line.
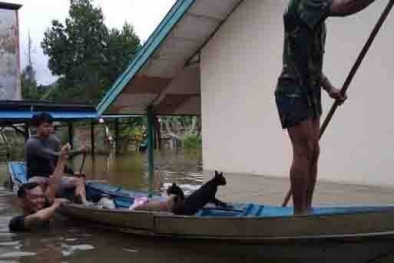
left=79, top=152, right=86, bottom=174
left=282, top=0, right=394, bottom=207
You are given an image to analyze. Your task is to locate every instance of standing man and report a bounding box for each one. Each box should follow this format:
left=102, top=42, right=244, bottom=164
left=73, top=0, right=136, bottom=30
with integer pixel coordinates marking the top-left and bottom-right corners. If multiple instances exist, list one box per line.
left=275, top=0, right=375, bottom=214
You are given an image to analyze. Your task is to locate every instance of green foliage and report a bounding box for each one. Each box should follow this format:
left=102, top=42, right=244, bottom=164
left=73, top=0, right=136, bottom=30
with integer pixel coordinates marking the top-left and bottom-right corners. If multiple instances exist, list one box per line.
left=111, top=117, right=147, bottom=152
left=120, top=125, right=145, bottom=143
left=41, top=0, right=141, bottom=103
left=103, top=24, right=140, bottom=86
left=183, top=135, right=202, bottom=149
left=21, top=33, right=45, bottom=100
left=21, top=65, right=38, bottom=99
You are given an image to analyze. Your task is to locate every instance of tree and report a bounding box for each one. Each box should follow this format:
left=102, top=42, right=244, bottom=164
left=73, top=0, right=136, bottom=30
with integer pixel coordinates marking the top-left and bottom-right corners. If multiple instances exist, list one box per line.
left=103, top=23, right=141, bottom=89
left=41, top=0, right=140, bottom=103
left=21, top=33, right=39, bottom=99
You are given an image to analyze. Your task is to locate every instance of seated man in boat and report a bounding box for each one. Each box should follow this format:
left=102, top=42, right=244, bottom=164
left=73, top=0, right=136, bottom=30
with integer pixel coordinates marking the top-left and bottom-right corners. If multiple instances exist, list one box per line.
left=25, top=112, right=88, bottom=203
left=9, top=144, right=73, bottom=232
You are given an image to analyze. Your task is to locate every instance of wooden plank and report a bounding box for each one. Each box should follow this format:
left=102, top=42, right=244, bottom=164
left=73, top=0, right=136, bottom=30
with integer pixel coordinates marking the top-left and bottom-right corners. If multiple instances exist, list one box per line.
left=154, top=209, right=394, bottom=239
left=59, top=205, right=155, bottom=230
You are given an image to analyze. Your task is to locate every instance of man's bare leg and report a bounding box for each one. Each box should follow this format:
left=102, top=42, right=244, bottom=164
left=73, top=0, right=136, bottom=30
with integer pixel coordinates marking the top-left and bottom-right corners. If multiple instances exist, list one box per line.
left=306, top=118, right=320, bottom=211
left=288, top=119, right=315, bottom=215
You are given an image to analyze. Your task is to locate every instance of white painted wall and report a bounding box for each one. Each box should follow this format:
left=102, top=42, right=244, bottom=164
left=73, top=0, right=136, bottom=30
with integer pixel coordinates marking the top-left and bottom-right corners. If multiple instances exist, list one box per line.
left=201, top=0, right=394, bottom=187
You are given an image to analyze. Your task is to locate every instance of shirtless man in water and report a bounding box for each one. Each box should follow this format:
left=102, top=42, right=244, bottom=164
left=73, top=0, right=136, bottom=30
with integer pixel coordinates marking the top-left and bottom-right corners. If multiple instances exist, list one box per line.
left=9, top=144, right=76, bottom=232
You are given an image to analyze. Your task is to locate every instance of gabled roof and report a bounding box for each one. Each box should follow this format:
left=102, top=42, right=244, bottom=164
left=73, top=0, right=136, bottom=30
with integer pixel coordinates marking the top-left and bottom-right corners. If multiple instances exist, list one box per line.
left=0, top=2, right=22, bottom=10
left=97, top=0, right=243, bottom=116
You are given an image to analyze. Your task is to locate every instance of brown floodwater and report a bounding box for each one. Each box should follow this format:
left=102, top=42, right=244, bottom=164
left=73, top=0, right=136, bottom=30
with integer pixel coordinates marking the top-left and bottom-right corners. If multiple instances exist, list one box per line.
left=1, top=151, right=394, bottom=262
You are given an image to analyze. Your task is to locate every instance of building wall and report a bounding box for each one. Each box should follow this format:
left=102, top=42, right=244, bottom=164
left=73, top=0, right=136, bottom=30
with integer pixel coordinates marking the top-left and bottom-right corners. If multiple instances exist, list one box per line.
left=0, top=8, right=20, bottom=100
left=201, top=0, right=394, bottom=186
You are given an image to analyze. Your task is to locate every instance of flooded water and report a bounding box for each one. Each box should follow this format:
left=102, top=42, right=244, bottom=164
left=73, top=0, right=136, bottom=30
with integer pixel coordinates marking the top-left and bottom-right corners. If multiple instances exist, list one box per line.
left=0, top=150, right=263, bottom=263
left=1, top=151, right=394, bottom=262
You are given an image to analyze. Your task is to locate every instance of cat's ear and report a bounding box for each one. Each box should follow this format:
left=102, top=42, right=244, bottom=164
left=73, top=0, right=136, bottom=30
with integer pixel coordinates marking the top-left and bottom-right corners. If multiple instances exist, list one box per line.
left=215, top=170, right=219, bottom=176
left=172, top=182, right=176, bottom=186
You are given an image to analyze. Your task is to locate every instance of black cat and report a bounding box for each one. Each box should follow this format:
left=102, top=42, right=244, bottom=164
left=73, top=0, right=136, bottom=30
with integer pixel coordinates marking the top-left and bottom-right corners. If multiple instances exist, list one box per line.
left=166, top=183, right=185, bottom=200
left=167, top=171, right=228, bottom=215
left=167, top=182, right=228, bottom=208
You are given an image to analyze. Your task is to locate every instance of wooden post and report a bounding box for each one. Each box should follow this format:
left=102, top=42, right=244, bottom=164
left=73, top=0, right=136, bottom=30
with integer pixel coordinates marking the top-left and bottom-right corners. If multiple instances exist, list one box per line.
left=90, top=121, right=95, bottom=156
left=24, top=123, right=29, bottom=142
left=115, top=118, right=120, bottom=155
left=154, top=115, right=162, bottom=151
left=68, top=122, right=74, bottom=148
left=147, top=106, right=155, bottom=197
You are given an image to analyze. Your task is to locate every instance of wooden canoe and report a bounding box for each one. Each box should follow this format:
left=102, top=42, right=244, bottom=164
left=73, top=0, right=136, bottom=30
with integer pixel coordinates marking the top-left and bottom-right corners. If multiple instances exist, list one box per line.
left=8, top=161, right=394, bottom=243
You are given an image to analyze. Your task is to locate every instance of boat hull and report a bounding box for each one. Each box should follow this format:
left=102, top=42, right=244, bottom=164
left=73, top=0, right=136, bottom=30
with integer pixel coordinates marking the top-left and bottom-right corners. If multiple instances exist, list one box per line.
left=8, top=161, right=394, bottom=243
left=58, top=203, right=394, bottom=243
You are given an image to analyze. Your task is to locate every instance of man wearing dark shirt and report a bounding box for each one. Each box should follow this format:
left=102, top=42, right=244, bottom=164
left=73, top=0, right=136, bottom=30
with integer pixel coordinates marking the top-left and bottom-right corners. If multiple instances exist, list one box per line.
left=25, top=113, right=85, bottom=179
left=25, top=113, right=88, bottom=204
left=9, top=144, right=71, bottom=232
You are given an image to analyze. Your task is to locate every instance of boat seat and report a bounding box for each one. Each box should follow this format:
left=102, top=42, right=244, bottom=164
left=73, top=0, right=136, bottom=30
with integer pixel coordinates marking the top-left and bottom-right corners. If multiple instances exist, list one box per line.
left=237, top=204, right=264, bottom=217
left=9, top=162, right=27, bottom=184
left=196, top=207, right=242, bottom=217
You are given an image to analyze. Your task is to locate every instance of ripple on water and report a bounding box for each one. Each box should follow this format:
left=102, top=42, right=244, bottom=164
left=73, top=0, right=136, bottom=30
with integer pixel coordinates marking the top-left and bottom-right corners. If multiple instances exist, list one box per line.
left=61, top=244, right=95, bottom=257
left=123, top=248, right=138, bottom=253
left=0, top=241, right=19, bottom=246
left=0, top=251, right=37, bottom=259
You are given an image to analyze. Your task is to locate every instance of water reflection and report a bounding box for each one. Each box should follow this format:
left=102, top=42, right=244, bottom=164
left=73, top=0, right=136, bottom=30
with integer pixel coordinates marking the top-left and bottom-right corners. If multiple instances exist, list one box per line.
left=75, top=150, right=203, bottom=193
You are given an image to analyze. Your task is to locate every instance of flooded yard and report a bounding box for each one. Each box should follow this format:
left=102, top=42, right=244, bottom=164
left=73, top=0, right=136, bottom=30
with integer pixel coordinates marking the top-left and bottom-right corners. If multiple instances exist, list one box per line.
left=1, top=151, right=394, bottom=262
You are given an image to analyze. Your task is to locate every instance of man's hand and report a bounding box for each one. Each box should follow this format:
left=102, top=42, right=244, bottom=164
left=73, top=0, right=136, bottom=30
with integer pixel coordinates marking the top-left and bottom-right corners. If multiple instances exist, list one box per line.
left=327, top=87, right=347, bottom=105
left=60, top=143, right=71, bottom=160
left=73, top=172, right=86, bottom=178
left=53, top=198, right=69, bottom=208
left=78, top=145, right=89, bottom=154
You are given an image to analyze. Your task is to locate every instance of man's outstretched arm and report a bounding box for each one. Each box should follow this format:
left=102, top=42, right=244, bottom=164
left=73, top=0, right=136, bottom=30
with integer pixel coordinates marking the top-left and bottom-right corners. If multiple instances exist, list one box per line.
left=330, top=0, right=376, bottom=17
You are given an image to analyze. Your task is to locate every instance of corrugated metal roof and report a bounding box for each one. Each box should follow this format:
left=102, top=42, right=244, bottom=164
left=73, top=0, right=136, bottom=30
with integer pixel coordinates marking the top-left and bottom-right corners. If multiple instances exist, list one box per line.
left=0, top=100, right=97, bottom=123
left=0, top=110, right=97, bottom=122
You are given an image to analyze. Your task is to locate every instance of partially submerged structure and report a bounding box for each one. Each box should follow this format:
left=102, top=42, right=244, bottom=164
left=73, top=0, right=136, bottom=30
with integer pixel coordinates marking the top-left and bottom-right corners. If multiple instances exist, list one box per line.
left=0, top=2, right=21, bottom=100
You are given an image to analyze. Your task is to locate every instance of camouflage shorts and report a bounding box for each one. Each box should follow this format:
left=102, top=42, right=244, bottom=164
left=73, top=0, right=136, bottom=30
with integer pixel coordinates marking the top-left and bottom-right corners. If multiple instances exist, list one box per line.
left=275, top=91, right=322, bottom=129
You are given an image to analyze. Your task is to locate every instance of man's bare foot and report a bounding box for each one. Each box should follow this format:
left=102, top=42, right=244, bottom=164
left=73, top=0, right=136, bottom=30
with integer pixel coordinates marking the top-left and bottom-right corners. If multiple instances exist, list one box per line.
left=293, top=209, right=309, bottom=216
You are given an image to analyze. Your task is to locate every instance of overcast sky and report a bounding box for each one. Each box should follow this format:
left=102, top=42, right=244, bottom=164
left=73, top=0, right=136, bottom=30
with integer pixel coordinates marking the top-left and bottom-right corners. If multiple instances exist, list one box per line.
left=6, top=0, right=176, bottom=85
